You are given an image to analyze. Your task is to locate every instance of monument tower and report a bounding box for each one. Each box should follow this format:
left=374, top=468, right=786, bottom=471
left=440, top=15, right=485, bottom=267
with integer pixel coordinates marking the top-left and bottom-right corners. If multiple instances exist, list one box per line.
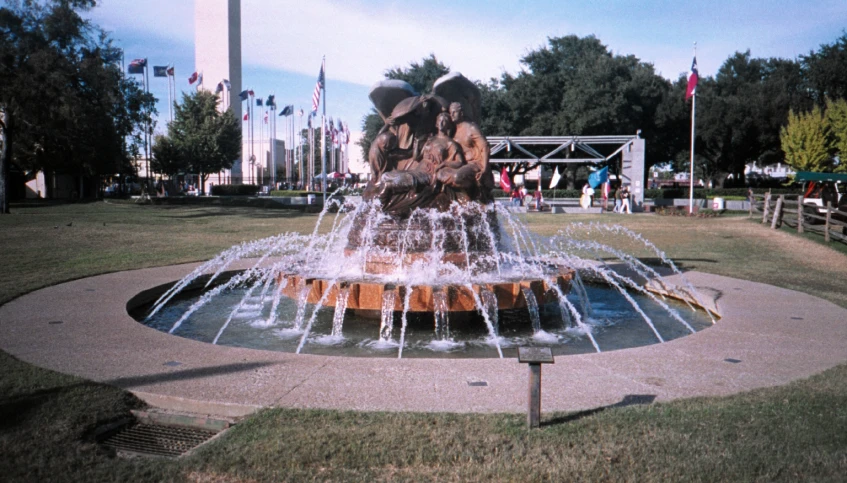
left=195, top=0, right=243, bottom=183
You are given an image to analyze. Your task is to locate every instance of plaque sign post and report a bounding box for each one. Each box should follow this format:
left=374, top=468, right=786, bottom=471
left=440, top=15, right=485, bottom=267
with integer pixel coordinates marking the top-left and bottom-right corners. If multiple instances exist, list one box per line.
left=518, top=347, right=555, bottom=428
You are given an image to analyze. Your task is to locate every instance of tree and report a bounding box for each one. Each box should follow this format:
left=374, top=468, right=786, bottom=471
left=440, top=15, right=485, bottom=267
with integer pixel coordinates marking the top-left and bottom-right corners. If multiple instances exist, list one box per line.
left=150, top=134, right=184, bottom=179
left=169, top=90, right=241, bottom=191
left=780, top=106, right=832, bottom=172
left=802, top=33, right=847, bottom=104
left=826, top=98, right=847, bottom=171
left=0, top=0, right=154, bottom=210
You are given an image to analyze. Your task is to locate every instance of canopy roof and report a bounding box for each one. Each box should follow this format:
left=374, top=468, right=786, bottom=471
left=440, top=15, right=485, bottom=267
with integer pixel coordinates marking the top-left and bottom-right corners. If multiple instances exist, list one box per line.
left=795, top=171, right=847, bottom=182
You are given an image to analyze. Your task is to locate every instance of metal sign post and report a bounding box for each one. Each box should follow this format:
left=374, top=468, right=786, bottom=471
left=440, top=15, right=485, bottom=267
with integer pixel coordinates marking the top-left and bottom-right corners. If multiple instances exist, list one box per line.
left=518, top=347, right=555, bottom=429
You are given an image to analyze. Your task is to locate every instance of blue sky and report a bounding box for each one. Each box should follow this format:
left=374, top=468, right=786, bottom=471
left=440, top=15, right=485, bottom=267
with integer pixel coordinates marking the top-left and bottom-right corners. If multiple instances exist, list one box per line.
left=88, top=0, right=847, bottom=140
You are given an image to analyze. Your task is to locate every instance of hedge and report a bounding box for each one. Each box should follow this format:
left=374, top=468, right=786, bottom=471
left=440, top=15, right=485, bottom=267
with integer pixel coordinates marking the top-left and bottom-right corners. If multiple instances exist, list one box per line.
left=211, top=184, right=260, bottom=196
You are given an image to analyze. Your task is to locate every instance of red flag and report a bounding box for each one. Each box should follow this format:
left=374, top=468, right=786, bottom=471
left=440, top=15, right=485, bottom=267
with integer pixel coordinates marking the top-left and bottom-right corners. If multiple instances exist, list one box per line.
left=500, top=167, right=512, bottom=192
left=248, top=89, right=254, bottom=97
left=264, top=112, right=268, bottom=124
left=188, top=71, right=198, bottom=85
left=685, top=56, right=698, bottom=100
left=243, top=112, right=249, bottom=121
left=166, top=66, right=174, bottom=76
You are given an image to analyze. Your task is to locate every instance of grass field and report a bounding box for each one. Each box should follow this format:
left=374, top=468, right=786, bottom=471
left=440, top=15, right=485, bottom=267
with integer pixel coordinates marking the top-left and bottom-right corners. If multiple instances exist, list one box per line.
left=1, top=201, right=845, bottom=482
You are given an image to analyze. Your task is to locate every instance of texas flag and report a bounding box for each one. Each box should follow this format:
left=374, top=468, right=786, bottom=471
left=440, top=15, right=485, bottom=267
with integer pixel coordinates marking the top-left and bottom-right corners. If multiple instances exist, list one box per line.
left=500, top=167, right=512, bottom=192
left=685, top=56, right=699, bottom=100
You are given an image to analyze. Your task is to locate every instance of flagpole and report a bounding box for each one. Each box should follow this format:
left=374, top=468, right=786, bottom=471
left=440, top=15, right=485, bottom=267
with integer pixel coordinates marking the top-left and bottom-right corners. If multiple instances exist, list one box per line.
left=144, top=60, right=151, bottom=189
left=298, top=110, right=303, bottom=188
left=688, top=42, right=697, bottom=215
left=167, top=66, right=173, bottom=125
left=321, top=56, right=327, bottom=203
left=250, top=92, right=254, bottom=185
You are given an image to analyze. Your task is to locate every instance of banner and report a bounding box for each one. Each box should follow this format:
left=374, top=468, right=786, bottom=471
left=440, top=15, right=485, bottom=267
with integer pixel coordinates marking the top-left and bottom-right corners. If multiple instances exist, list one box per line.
left=549, top=167, right=562, bottom=189
left=588, top=166, right=609, bottom=189
left=128, top=58, right=146, bottom=74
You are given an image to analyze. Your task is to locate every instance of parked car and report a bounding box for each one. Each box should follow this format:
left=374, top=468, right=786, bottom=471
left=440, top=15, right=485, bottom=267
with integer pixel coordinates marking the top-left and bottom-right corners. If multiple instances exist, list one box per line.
left=796, top=171, right=847, bottom=226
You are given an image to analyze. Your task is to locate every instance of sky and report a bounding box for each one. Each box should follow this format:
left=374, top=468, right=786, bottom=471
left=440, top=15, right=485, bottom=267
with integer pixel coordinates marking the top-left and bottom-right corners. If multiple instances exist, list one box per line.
left=88, top=0, right=847, bottom=155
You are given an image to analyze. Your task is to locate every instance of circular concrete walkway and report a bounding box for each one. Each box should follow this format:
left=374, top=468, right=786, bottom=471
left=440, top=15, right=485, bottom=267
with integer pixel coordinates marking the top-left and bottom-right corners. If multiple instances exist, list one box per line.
left=1, top=263, right=845, bottom=417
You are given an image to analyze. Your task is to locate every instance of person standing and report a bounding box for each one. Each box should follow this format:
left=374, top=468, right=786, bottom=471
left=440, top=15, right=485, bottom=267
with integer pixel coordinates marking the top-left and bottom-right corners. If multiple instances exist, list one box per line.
left=613, top=184, right=622, bottom=213
left=620, top=185, right=632, bottom=214
left=533, top=187, right=543, bottom=211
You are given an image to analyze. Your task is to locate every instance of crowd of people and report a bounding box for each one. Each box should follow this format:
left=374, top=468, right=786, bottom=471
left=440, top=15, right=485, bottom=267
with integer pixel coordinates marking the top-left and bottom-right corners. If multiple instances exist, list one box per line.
left=504, top=181, right=632, bottom=214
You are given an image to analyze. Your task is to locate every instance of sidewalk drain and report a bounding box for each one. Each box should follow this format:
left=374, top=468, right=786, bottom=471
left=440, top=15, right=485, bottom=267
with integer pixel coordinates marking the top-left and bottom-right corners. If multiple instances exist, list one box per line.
left=468, top=381, right=488, bottom=387
left=724, top=358, right=742, bottom=364
left=99, top=421, right=217, bottom=458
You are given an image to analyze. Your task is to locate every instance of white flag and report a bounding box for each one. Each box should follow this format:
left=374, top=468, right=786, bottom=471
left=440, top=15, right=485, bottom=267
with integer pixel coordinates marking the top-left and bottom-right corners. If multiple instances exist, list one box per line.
left=549, top=167, right=562, bottom=189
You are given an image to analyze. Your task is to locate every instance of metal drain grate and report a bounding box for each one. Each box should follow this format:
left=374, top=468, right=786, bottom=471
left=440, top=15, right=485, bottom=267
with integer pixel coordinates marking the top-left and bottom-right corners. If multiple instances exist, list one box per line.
left=100, top=422, right=217, bottom=457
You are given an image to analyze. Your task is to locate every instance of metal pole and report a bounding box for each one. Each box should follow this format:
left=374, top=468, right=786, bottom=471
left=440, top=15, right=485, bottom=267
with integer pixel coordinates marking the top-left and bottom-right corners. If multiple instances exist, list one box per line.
left=688, top=43, right=697, bottom=215
left=321, top=57, right=327, bottom=202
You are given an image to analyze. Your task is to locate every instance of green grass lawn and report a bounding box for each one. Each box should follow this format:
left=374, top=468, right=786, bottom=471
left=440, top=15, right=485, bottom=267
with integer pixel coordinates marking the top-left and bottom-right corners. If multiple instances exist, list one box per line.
left=1, top=202, right=845, bottom=482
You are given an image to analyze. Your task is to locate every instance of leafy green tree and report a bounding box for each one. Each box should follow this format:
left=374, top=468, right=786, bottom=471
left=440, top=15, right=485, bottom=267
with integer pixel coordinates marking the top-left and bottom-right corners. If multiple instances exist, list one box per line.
left=802, top=33, right=847, bottom=104
left=0, top=0, right=154, bottom=210
left=780, top=106, right=832, bottom=172
left=496, top=35, right=672, bottom=187
left=150, top=134, right=184, bottom=179
left=825, top=98, right=847, bottom=170
left=169, top=90, right=241, bottom=192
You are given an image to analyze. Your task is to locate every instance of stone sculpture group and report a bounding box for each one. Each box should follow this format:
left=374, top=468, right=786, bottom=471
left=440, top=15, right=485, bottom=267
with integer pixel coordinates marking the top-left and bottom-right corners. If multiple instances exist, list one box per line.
left=363, top=73, right=495, bottom=217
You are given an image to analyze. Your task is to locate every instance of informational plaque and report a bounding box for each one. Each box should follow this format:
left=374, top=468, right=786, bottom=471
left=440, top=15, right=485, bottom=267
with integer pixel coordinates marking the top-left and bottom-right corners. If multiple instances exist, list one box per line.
left=518, top=347, right=554, bottom=364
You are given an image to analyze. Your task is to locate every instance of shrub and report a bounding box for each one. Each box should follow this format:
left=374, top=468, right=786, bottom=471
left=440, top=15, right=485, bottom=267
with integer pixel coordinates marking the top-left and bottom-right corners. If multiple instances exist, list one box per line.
left=211, top=184, right=260, bottom=196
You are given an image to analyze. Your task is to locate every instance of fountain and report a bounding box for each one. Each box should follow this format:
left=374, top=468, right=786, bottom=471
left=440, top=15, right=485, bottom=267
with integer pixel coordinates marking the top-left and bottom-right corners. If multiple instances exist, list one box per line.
left=140, top=73, right=715, bottom=358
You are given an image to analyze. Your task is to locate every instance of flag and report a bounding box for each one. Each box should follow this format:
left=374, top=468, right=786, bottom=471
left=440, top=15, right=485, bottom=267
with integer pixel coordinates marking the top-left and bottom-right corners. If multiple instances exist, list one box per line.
left=243, top=112, right=249, bottom=121
left=238, top=90, right=249, bottom=101
left=264, top=111, right=268, bottom=124
left=311, top=61, right=325, bottom=113
left=188, top=71, right=198, bottom=84
left=222, top=79, right=231, bottom=90
left=685, top=56, right=699, bottom=100
left=128, top=58, right=146, bottom=74
left=588, top=166, right=609, bottom=189
left=266, top=95, right=275, bottom=107
left=298, top=109, right=304, bottom=117
left=256, top=98, right=263, bottom=106
left=197, top=72, right=203, bottom=86
left=500, top=167, right=512, bottom=192
left=153, top=65, right=168, bottom=77
left=279, top=105, right=293, bottom=116
left=549, top=166, right=562, bottom=189
left=248, top=89, right=254, bottom=97
left=214, top=82, right=223, bottom=94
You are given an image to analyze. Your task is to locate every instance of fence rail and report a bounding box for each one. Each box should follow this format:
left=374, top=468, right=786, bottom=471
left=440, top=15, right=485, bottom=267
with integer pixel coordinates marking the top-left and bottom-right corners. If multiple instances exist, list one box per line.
left=751, top=193, right=847, bottom=244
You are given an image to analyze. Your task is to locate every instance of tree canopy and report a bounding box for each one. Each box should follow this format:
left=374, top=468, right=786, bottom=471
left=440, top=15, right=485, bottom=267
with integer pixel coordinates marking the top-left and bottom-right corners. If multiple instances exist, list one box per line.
left=166, top=90, right=241, bottom=190
left=0, top=0, right=155, bottom=210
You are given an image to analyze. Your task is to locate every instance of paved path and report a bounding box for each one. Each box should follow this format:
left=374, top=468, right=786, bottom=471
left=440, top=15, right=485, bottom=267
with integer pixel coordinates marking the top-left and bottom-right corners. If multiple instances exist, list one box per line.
left=1, top=264, right=844, bottom=417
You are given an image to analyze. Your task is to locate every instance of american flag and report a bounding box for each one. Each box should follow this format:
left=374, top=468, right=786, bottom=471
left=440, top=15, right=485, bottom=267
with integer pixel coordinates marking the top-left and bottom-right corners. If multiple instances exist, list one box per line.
left=311, top=61, right=325, bottom=114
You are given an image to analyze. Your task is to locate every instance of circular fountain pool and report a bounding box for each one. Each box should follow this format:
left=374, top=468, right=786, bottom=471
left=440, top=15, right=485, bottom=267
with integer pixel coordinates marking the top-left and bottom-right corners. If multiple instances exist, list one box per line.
left=132, top=277, right=713, bottom=358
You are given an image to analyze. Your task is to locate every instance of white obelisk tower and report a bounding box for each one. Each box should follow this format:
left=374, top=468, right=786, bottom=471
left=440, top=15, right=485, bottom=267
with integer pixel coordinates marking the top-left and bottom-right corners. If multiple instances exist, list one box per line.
left=195, top=0, right=243, bottom=184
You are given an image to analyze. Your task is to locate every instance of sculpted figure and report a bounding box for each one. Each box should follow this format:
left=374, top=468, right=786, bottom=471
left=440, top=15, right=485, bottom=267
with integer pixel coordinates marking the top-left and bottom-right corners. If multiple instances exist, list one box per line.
left=448, top=102, right=494, bottom=203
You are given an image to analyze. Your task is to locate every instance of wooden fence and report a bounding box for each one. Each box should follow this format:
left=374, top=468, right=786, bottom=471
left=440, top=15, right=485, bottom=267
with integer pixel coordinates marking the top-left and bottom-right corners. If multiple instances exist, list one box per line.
left=751, top=193, right=847, bottom=244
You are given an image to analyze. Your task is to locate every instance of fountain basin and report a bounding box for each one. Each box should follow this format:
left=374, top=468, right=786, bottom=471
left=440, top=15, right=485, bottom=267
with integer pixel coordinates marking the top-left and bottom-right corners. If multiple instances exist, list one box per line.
left=277, top=272, right=574, bottom=312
